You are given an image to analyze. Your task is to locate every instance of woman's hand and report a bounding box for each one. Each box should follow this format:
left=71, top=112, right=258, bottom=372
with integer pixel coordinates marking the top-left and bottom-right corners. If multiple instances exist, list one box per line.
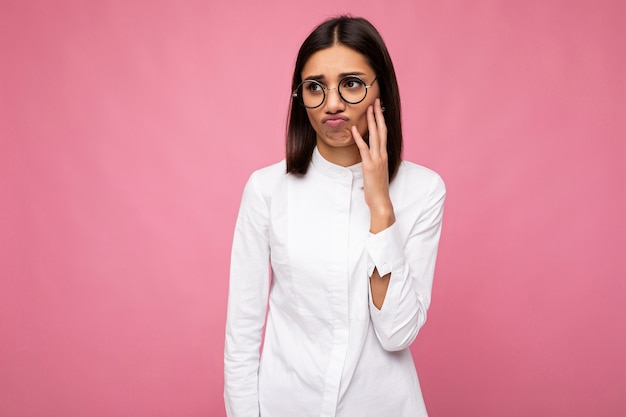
left=352, top=98, right=395, bottom=233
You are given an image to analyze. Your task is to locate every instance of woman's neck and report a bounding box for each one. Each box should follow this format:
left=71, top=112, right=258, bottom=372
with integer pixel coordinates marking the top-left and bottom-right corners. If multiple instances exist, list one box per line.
left=316, top=141, right=361, bottom=167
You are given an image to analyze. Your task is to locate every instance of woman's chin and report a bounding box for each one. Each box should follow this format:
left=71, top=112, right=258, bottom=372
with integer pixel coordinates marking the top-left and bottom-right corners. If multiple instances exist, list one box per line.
left=324, top=130, right=354, bottom=144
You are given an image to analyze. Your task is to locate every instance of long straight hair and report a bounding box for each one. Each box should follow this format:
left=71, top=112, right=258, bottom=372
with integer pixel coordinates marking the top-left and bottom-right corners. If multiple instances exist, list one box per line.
left=286, top=16, right=403, bottom=180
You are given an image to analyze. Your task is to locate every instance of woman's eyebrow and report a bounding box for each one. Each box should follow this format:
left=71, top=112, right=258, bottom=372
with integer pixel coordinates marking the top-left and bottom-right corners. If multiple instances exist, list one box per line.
left=303, top=74, right=325, bottom=81
left=302, top=71, right=367, bottom=81
left=339, top=71, right=367, bottom=77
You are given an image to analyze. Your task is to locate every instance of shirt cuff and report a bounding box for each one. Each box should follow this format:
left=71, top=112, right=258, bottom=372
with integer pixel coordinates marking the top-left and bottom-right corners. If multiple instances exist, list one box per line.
left=365, top=222, right=403, bottom=277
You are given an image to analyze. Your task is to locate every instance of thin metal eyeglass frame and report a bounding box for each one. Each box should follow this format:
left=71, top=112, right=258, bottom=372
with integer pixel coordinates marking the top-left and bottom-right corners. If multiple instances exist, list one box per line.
left=292, top=76, right=378, bottom=109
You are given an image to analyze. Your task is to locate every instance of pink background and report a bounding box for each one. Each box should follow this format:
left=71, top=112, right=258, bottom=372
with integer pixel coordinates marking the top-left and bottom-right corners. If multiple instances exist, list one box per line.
left=1, top=1, right=624, bottom=416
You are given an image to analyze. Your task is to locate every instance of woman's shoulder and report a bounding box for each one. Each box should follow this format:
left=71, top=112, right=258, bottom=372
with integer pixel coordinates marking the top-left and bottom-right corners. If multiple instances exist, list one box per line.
left=249, top=160, right=287, bottom=182
left=397, top=160, right=445, bottom=189
left=392, top=160, right=446, bottom=208
left=245, top=160, right=288, bottom=195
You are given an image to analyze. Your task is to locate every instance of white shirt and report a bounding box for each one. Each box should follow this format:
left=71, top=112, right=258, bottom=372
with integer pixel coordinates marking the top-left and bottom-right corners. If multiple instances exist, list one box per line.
left=224, top=147, right=446, bottom=417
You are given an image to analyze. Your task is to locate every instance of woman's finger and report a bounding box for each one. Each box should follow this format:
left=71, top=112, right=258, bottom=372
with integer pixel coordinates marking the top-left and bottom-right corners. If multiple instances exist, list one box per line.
left=351, top=125, right=372, bottom=162
left=366, top=104, right=380, bottom=158
left=374, top=99, right=387, bottom=156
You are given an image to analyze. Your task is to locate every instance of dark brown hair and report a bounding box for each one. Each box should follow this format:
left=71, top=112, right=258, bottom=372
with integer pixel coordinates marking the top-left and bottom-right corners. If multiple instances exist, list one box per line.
left=286, top=16, right=403, bottom=180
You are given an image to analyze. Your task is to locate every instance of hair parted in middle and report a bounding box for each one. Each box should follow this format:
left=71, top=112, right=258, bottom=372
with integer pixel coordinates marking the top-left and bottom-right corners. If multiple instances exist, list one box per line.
left=286, top=16, right=403, bottom=181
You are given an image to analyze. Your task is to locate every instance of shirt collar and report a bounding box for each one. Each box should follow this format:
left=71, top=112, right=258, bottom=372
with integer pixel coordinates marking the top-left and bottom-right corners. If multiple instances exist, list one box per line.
left=311, top=146, right=363, bottom=180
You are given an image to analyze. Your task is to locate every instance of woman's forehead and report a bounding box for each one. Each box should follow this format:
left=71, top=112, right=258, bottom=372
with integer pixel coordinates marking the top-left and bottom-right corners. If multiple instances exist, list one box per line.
left=301, top=44, right=373, bottom=80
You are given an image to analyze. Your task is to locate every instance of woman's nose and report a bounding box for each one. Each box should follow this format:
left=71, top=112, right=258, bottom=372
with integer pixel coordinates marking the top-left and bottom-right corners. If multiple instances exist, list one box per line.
left=324, top=87, right=345, bottom=112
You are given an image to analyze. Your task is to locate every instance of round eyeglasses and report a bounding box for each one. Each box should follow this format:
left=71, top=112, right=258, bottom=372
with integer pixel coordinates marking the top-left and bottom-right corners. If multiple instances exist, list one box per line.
left=292, top=76, right=378, bottom=109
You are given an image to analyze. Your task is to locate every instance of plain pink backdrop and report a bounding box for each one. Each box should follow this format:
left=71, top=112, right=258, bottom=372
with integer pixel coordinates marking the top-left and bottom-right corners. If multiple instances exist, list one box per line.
left=1, top=1, right=624, bottom=416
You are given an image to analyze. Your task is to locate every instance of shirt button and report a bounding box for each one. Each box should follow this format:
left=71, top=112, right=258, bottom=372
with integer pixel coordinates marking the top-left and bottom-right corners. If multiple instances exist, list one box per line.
left=342, top=171, right=348, bottom=177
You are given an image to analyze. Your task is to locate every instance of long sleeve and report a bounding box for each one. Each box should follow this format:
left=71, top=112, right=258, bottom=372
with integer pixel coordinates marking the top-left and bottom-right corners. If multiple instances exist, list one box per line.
left=224, top=172, right=271, bottom=417
left=367, top=172, right=446, bottom=351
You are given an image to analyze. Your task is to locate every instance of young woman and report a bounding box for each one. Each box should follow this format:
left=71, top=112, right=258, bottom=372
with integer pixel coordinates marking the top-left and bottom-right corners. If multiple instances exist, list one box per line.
left=224, top=16, right=446, bottom=417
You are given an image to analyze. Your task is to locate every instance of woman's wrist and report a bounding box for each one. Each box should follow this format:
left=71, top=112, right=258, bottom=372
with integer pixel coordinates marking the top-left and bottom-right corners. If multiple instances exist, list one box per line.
left=369, top=203, right=395, bottom=233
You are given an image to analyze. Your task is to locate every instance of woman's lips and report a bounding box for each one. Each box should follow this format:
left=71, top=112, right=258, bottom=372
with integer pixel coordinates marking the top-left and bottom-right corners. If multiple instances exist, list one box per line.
left=322, top=115, right=349, bottom=128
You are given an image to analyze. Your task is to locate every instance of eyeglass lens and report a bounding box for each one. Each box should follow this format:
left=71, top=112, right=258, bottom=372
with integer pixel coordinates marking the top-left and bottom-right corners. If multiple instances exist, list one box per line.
left=296, top=77, right=369, bottom=108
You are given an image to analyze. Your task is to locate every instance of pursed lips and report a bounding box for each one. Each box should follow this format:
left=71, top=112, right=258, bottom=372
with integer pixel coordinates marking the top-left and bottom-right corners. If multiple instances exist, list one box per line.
left=322, top=115, right=349, bottom=128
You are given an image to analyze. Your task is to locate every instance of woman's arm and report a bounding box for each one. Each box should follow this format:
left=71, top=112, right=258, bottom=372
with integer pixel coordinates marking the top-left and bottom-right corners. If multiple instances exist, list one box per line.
left=366, top=177, right=446, bottom=351
left=352, top=99, right=395, bottom=309
left=224, top=172, right=270, bottom=417
left=353, top=99, right=446, bottom=351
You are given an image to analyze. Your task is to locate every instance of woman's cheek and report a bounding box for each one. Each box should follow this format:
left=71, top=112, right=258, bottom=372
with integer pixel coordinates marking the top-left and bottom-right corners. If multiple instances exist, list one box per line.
left=306, top=109, right=322, bottom=135
left=356, top=114, right=369, bottom=139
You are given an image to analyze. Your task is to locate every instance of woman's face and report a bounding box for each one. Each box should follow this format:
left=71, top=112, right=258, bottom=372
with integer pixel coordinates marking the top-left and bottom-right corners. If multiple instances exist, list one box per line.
left=300, top=44, right=380, bottom=160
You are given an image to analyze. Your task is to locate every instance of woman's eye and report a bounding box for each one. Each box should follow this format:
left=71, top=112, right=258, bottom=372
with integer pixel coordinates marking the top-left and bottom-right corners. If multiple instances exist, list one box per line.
left=342, top=78, right=365, bottom=90
left=306, top=82, right=323, bottom=93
